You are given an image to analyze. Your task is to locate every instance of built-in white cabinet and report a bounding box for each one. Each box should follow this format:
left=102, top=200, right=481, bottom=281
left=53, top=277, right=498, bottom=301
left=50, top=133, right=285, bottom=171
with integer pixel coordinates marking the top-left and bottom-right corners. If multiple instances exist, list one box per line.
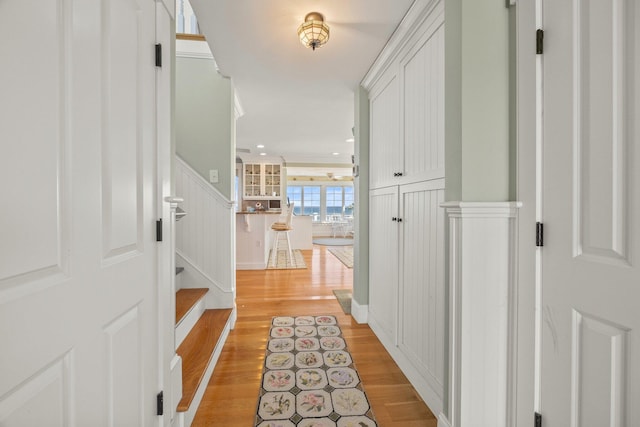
left=370, top=72, right=401, bottom=190
left=364, top=0, right=445, bottom=415
left=368, top=186, right=399, bottom=339
left=243, top=163, right=282, bottom=199
left=369, top=9, right=444, bottom=190
left=368, top=180, right=446, bottom=410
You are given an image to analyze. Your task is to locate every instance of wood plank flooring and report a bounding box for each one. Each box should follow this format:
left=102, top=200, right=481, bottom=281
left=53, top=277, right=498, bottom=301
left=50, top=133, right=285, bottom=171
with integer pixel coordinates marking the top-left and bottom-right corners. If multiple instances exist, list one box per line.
left=192, top=245, right=437, bottom=426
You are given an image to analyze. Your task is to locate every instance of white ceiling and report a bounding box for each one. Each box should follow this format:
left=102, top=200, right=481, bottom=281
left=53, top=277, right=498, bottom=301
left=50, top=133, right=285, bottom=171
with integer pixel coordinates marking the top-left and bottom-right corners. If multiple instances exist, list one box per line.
left=189, top=0, right=415, bottom=166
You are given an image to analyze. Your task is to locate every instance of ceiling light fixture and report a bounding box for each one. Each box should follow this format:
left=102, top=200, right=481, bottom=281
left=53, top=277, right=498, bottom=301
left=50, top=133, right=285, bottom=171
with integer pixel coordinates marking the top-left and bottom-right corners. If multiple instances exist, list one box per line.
left=260, top=152, right=267, bottom=156
left=257, top=144, right=265, bottom=148
left=298, top=12, right=330, bottom=51
left=332, top=152, right=340, bottom=156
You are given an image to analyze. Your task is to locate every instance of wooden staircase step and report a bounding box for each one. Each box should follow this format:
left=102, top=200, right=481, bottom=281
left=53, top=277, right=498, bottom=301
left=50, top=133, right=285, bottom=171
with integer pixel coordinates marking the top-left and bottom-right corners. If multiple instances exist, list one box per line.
left=176, top=308, right=233, bottom=413
left=176, top=288, right=209, bottom=325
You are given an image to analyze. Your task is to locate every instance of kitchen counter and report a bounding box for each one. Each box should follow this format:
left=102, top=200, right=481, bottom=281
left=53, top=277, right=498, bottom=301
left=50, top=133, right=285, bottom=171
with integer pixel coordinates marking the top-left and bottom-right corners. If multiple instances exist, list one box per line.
left=236, top=214, right=312, bottom=270
left=236, top=210, right=281, bottom=215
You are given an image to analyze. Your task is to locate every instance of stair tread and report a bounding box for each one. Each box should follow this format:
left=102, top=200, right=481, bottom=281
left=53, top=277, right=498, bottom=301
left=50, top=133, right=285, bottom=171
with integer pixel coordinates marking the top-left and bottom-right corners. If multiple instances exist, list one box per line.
left=176, top=308, right=233, bottom=412
left=176, top=288, right=209, bottom=325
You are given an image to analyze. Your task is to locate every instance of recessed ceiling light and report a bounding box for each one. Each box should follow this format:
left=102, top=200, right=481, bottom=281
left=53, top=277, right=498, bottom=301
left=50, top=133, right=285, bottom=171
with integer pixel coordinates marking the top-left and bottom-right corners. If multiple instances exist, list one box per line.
left=346, top=138, right=354, bottom=143
left=257, top=144, right=265, bottom=148
left=260, top=152, right=267, bottom=156
left=332, top=152, right=340, bottom=156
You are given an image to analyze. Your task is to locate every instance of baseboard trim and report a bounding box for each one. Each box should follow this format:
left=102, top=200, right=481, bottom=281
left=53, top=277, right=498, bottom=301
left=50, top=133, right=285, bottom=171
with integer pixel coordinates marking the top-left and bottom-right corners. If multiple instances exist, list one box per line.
left=438, top=413, right=452, bottom=427
left=368, top=315, right=443, bottom=416
left=235, top=262, right=267, bottom=270
left=350, top=299, right=368, bottom=324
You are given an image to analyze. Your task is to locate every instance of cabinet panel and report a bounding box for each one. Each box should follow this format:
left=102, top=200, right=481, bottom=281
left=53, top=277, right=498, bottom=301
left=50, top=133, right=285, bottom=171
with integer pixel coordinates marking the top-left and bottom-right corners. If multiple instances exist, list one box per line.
left=368, top=186, right=399, bottom=341
left=370, top=73, right=401, bottom=189
left=402, top=24, right=445, bottom=182
left=398, top=180, right=445, bottom=398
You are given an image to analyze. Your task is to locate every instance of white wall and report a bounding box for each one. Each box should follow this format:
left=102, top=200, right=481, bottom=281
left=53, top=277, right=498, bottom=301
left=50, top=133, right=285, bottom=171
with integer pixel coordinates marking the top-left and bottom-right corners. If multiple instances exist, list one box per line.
left=176, top=56, right=235, bottom=200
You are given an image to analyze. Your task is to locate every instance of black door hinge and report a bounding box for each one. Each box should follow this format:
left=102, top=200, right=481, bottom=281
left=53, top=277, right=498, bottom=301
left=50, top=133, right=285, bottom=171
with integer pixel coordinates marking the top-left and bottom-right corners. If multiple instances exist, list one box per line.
left=155, top=43, right=162, bottom=67
left=156, top=219, right=163, bottom=242
left=536, top=222, right=544, bottom=247
left=536, top=29, right=544, bottom=54
left=157, top=391, right=164, bottom=416
left=535, top=412, right=542, bottom=427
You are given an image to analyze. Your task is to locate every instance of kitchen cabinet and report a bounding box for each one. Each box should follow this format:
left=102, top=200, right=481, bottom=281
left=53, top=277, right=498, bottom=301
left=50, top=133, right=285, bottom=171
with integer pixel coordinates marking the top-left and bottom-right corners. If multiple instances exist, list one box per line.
left=243, top=163, right=282, bottom=199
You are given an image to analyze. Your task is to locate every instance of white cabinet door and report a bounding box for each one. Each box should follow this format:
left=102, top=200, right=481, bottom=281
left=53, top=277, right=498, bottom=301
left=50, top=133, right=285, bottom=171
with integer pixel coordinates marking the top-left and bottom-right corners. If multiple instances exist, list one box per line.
left=541, top=1, right=640, bottom=425
left=368, top=186, right=399, bottom=342
left=400, top=23, right=445, bottom=183
left=0, top=1, right=160, bottom=425
left=398, top=180, right=445, bottom=399
left=370, top=71, right=401, bottom=190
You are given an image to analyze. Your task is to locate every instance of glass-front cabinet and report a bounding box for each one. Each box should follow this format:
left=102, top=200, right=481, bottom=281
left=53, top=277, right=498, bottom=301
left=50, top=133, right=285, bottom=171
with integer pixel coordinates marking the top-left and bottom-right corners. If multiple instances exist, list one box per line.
left=243, top=163, right=282, bottom=199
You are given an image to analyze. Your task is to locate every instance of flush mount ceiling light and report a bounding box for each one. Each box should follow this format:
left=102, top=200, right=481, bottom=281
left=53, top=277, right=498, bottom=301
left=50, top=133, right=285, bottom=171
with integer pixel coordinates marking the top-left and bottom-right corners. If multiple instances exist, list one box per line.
left=297, top=12, right=330, bottom=51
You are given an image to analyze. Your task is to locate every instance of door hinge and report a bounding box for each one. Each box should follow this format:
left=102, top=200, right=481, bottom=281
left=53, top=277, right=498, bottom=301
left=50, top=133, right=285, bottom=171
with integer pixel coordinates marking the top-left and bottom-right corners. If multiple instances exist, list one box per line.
left=536, top=222, right=544, bottom=247
left=535, top=412, right=542, bottom=427
left=155, top=43, right=162, bottom=67
left=536, top=29, right=544, bottom=54
left=157, top=391, right=164, bottom=416
left=156, top=219, right=163, bottom=242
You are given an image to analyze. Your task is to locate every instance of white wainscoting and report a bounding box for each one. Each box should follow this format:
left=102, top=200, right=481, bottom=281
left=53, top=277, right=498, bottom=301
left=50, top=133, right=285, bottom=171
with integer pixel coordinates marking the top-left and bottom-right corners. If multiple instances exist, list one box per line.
left=175, top=156, right=235, bottom=309
left=441, top=202, right=521, bottom=427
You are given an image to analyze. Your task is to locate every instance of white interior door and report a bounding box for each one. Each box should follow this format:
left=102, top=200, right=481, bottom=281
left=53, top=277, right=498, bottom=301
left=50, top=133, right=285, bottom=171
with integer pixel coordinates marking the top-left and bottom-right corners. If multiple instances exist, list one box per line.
left=541, top=1, right=640, bottom=425
left=0, top=1, right=161, bottom=425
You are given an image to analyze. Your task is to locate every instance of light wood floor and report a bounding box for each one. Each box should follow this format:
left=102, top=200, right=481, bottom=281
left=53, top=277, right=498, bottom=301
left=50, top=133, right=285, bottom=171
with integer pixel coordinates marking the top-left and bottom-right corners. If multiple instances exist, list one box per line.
left=192, top=245, right=437, bottom=426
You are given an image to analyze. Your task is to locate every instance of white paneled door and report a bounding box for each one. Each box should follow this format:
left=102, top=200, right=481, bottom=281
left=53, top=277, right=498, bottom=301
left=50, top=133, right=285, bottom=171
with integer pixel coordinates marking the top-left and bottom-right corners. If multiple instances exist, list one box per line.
left=398, top=180, right=445, bottom=401
left=368, top=186, right=399, bottom=341
left=541, top=1, right=640, bottom=425
left=0, top=0, right=162, bottom=426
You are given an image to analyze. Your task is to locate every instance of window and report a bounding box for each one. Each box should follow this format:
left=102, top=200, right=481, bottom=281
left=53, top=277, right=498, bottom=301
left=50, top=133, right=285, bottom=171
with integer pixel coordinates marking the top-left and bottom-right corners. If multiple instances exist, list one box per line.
left=303, top=186, right=321, bottom=217
left=286, top=186, right=321, bottom=219
left=288, top=184, right=354, bottom=222
left=326, top=186, right=354, bottom=219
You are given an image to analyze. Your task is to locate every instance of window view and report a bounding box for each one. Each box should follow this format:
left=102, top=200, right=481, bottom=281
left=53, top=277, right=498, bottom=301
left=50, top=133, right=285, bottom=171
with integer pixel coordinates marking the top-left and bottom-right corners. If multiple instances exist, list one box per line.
left=287, top=184, right=354, bottom=222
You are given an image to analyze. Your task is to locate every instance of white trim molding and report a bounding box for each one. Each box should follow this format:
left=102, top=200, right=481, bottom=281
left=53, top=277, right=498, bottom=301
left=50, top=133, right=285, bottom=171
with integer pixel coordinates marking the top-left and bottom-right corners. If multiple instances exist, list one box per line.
left=438, top=413, right=452, bottom=427
left=350, top=298, right=368, bottom=324
left=441, top=202, right=522, bottom=427
left=361, top=0, right=442, bottom=90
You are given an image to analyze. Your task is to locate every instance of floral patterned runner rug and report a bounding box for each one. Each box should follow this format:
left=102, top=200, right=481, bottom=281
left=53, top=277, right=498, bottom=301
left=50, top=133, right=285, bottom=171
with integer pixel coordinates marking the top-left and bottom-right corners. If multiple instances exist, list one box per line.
left=255, top=315, right=378, bottom=427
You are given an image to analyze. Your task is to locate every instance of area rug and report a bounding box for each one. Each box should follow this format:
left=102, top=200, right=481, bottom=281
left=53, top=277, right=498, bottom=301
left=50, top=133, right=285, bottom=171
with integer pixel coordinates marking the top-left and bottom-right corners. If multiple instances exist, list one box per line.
left=267, top=250, right=307, bottom=270
left=332, top=290, right=352, bottom=315
left=255, top=316, right=378, bottom=427
left=328, top=247, right=353, bottom=269
left=312, top=238, right=354, bottom=246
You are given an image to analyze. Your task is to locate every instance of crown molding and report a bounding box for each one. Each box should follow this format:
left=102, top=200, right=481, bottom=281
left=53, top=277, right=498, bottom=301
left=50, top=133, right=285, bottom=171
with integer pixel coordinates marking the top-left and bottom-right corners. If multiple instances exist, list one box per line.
left=361, top=0, right=442, bottom=91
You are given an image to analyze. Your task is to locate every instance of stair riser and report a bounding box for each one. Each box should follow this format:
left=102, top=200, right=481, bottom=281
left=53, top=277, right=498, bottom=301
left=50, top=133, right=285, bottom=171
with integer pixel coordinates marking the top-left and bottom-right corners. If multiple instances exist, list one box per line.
left=175, top=298, right=206, bottom=349
left=175, top=270, right=182, bottom=291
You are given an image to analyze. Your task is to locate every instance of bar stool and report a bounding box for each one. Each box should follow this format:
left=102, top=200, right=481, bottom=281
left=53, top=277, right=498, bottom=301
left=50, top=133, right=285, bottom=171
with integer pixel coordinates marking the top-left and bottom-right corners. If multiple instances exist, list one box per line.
left=271, top=203, right=294, bottom=265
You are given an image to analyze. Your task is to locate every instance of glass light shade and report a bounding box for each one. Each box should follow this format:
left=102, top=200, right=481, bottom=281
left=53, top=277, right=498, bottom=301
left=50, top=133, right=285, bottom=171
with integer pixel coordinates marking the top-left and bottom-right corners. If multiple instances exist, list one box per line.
left=297, top=12, right=330, bottom=50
